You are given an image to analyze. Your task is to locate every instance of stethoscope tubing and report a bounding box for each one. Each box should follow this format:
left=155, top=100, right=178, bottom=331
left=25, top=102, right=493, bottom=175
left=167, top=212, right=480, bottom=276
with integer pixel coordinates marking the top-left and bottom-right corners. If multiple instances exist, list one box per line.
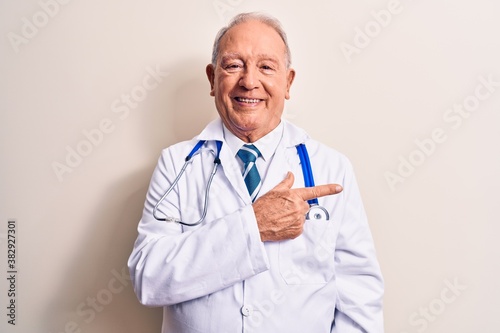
left=296, top=143, right=318, bottom=206
left=153, top=140, right=329, bottom=225
left=153, top=140, right=221, bottom=226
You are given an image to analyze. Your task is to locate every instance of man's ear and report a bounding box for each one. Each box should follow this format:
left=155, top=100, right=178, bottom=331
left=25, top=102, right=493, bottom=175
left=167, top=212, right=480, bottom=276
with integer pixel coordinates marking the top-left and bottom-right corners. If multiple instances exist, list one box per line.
left=206, top=64, right=215, bottom=96
left=285, top=68, right=296, bottom=100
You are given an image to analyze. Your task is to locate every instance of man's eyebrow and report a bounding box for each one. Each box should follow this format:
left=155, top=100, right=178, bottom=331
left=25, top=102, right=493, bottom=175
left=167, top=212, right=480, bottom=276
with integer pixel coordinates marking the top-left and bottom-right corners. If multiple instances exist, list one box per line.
left=257, top=54, right=279, bottom=63
left=220, top=53, right=241, bottom=61
left=220, top=53, right=280, bottom=63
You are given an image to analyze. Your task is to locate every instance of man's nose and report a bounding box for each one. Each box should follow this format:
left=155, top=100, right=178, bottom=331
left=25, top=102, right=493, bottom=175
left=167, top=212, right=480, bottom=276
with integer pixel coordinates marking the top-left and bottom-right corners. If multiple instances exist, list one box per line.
left=239, top=67, right=259, bottom=90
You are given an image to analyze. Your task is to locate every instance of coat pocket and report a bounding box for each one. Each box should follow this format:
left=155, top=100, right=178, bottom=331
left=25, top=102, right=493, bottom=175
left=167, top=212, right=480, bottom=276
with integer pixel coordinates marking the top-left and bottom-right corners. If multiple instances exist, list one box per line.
left=278, top=218, right=337, bottom=285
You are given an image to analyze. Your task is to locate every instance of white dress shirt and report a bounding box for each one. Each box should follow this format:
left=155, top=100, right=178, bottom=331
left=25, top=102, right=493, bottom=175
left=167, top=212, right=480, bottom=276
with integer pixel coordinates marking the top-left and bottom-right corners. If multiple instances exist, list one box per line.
left=222, top=121, right=283, bottom=185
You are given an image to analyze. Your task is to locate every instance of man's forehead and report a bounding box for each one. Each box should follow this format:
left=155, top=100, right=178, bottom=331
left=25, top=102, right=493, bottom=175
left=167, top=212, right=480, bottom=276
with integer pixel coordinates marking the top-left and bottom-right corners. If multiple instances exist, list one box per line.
left=218, top=21, right=286, bottom=62
left=220, top=20, right=284, bottom=47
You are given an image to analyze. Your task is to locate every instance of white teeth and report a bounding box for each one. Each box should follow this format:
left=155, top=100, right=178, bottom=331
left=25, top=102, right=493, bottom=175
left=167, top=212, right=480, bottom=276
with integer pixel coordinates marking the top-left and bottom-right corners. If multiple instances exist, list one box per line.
left=237, top=98, right=260, bottom=103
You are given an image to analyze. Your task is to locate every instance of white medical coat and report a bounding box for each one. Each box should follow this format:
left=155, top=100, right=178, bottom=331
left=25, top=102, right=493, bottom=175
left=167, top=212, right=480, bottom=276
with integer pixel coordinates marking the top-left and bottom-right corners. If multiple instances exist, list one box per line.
left=128, top=118, right=384, bottom=333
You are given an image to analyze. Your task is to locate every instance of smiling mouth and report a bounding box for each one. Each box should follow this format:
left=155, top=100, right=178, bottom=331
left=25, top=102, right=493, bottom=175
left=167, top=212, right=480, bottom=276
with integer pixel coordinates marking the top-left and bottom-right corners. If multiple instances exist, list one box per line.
left=234, top=97, right=262, bottom=104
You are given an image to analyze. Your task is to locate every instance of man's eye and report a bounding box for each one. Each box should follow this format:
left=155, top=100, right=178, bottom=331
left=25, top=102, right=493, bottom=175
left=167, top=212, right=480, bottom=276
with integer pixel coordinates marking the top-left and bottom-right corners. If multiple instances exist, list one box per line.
left=225, top=64, right=242, bottom=71
left=261, top=65, right=275, bottom=72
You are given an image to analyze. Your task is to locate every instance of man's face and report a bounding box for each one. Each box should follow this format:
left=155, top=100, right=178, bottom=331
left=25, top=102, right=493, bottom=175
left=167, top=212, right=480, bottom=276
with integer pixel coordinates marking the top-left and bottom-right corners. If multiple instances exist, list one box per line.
left=206, top=20, right=295, bottom=142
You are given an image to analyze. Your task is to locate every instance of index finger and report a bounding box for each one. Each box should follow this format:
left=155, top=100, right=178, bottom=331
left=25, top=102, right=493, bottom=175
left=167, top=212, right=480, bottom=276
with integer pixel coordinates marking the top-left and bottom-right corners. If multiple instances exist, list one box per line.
left=292, top=184, right=343, bottom=202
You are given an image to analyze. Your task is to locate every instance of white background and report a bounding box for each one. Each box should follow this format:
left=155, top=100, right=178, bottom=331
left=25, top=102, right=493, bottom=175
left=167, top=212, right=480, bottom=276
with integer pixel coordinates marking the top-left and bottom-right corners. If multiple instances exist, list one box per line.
left=1, top=0, right=499, bottom=332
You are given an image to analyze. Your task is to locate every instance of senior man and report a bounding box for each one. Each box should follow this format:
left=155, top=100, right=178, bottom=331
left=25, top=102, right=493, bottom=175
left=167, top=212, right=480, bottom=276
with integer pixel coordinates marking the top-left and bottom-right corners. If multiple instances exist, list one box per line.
left=128, top=12, right=384, bottom=333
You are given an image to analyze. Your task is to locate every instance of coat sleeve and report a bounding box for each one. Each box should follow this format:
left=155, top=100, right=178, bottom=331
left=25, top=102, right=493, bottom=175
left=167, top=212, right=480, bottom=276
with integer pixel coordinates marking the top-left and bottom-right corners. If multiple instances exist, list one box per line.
left=331, top=157, right=384, bottom=332
left=127, top=148, right=270, bottom=307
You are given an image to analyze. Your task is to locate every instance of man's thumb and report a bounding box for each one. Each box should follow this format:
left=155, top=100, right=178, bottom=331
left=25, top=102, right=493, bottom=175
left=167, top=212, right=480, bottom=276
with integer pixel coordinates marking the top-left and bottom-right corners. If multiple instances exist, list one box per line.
left=274, top=171, right=294, bottom=190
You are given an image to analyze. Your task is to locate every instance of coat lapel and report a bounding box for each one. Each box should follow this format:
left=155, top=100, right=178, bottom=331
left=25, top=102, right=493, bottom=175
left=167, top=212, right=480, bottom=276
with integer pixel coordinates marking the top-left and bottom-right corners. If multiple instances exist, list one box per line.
left=218, top=142, right=251, bottom=204
left=259, top=121, right=309, bottom=195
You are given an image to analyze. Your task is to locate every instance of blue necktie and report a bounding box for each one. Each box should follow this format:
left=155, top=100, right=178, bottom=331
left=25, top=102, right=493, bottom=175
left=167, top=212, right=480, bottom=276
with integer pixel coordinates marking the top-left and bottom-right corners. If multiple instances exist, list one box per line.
left=237, top=144, right=262, bottom=202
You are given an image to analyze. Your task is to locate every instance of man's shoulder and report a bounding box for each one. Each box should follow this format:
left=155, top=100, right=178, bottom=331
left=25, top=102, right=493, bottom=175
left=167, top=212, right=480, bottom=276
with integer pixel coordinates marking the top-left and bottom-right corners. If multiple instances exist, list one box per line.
left=158, top=118, right=223, bottom=156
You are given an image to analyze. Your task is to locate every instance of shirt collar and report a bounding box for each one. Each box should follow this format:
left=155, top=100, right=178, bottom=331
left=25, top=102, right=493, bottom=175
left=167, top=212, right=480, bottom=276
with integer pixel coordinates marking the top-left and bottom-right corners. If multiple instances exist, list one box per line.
left=196, top=117, right=310, bottom=155
left=222, top=121, right=284, bottom=162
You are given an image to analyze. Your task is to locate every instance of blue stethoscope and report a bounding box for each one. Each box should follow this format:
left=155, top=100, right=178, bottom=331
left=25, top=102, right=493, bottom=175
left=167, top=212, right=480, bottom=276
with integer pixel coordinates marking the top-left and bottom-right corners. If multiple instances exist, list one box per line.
left=153, top=140, right=330, bottom=226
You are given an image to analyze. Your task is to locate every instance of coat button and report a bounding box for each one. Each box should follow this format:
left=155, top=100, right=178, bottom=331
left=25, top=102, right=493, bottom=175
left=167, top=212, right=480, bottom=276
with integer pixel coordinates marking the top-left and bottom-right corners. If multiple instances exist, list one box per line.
left=240, top=305, right=253, bottom=317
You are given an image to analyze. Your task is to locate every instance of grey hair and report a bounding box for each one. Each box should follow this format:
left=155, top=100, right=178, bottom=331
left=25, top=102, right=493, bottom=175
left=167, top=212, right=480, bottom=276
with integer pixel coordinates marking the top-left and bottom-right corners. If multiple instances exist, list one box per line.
left=211, top=12, right=292, bottom=68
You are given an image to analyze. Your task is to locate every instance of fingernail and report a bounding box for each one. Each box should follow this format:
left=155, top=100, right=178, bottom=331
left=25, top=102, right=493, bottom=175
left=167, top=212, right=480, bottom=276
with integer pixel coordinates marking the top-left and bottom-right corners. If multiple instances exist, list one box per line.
left=335, top=185, right=343, bottom=192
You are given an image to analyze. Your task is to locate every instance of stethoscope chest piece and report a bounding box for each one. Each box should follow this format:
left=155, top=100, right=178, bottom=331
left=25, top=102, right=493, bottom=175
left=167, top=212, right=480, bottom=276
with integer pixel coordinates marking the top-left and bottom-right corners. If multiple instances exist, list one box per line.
left=306, top=204, right=330, bottom=221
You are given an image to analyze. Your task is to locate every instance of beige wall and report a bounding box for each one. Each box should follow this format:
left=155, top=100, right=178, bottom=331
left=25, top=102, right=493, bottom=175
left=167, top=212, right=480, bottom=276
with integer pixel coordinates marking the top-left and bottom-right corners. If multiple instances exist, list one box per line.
left=1, top=0, right=499, bottom=332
